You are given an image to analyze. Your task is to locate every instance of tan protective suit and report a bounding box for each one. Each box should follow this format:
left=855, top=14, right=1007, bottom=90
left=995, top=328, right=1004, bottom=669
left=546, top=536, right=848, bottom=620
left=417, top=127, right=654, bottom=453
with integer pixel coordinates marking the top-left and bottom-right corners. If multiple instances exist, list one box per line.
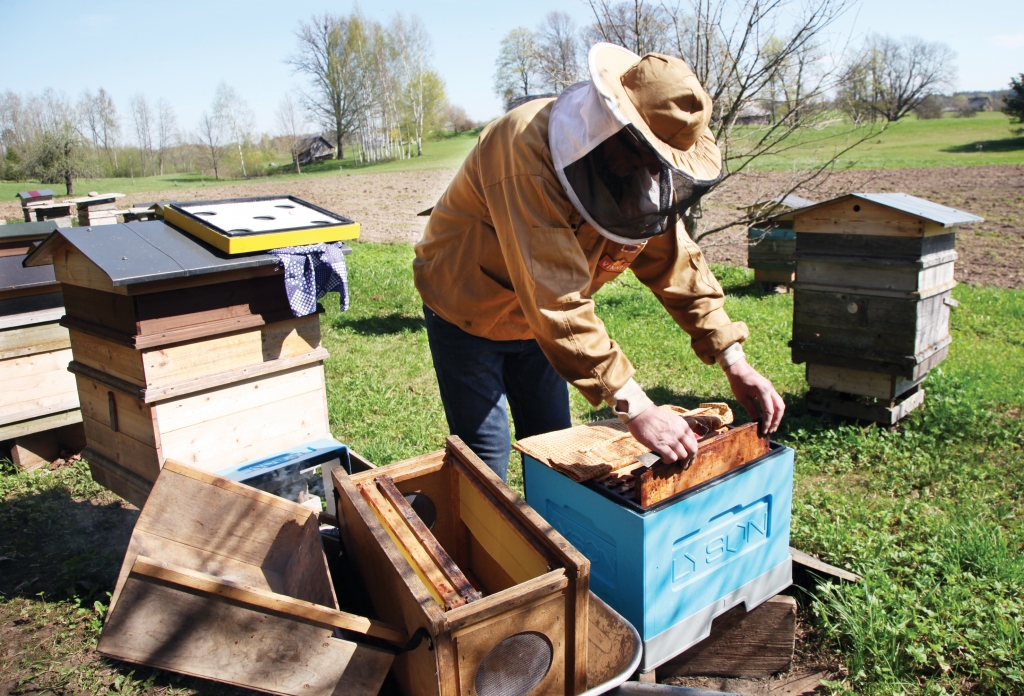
left=413, top=98, right=748, bottom=407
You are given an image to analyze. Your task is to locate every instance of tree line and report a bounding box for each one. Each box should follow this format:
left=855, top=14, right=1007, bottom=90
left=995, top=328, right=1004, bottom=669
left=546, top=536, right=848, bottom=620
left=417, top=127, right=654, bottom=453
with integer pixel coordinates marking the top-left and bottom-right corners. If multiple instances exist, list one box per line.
left=0, top=11, right=456, bottom=192
left=492, top=0, right=966, bottom=241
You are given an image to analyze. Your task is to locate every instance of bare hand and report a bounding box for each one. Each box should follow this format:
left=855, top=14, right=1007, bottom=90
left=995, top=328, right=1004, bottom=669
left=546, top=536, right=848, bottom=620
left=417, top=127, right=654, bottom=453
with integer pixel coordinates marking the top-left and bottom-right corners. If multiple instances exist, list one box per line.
left=723, top=359, right=785, bottom=434
left=625, top=405, right=700, bottom=464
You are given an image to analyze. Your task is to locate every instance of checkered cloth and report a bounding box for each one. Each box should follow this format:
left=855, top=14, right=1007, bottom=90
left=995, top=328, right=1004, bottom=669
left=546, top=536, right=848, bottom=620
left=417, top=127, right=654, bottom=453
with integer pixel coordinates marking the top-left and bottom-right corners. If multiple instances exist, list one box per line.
left=269, top=243, right=350, bottom=317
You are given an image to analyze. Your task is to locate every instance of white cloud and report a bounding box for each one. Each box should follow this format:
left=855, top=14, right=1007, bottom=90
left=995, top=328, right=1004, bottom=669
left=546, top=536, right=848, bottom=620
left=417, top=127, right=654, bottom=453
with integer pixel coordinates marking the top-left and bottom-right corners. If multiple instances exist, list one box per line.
left=994, top=33, right=1024, bottom=49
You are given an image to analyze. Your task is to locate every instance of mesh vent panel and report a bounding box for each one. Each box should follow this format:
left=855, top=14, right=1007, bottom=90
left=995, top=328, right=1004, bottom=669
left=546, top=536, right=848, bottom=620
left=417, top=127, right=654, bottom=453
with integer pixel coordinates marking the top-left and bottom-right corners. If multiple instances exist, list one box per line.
left=474, top=632, right=552, bottom=696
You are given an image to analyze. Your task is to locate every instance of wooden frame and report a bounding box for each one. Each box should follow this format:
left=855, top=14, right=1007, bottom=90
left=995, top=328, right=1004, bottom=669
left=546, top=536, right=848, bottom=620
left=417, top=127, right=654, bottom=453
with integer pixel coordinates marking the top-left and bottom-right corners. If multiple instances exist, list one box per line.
left=99, top=460, right=401, bottom=696
left=334, top=436, right=591, bottom=696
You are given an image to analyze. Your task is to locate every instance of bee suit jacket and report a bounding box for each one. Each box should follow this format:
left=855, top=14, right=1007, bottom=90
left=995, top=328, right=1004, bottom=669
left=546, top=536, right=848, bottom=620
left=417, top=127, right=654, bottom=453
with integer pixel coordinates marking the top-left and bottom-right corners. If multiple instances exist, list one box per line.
left=413, top=94, right=749, bottom=407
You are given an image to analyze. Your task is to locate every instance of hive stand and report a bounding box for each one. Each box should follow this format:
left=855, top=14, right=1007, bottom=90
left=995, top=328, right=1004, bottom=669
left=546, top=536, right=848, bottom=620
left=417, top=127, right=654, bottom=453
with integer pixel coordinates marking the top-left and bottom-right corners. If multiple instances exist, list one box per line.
left=0, top=221, right=83, bottom=470
left=772, top=193, right=983, bottom=424
left=334, top=436, right=590, bottom=696
left=98, top=460, right=400, bottom=696
left=23, top=220, right=348, bottom=505
left=743, top=194, right=815, bottom=290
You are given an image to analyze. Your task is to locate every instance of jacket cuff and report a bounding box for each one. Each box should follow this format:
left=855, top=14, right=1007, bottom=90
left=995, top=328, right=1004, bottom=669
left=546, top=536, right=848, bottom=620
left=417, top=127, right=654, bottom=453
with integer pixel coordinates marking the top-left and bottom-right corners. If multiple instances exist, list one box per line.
left=605, top=378, right=654, bottom=424
left=691, top=321, right=750, bottom=365
left=715, top=342, right=746, bottom=369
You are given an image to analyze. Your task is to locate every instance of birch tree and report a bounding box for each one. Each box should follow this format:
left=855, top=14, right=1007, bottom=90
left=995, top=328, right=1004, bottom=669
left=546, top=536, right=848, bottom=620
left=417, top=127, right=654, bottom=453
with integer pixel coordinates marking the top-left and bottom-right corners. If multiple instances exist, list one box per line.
left=156, top=99, right=178, bottom=176
left=276, top=92, right=306, bottom=173
left=212, top=82, right=255, bottom=178
left=197, top=111, right=224, bottom=179
left=130, top=93, right=153, bottom=175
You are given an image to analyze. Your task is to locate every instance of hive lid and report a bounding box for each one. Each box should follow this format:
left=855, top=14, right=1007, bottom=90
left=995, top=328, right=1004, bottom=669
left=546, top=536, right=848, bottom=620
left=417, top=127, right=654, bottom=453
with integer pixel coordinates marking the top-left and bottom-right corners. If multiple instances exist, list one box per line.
left=0, top=220, right=58, bottom=242
left=164, top=196, right=360, bottom=254
left=0, top=254, right=57, bottom=294
left=513, top=403, right=732, bottom=482
left=765, top=192, right=984, bottom=228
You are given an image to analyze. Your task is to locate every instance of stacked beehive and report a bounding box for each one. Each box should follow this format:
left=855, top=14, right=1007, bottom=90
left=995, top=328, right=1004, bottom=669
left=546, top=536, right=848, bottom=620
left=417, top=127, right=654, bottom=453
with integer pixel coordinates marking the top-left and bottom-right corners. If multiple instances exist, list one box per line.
left=782, top=193, right=982, bottom=423
left=24, top=219, right=341, bottom=506
left=0, top=221, right=83, bottom=468
left=16, top=189, right=73, bottom=226
left=71, top=192, right=125, bottom=226
left=744, top=194, right=814, bottom=287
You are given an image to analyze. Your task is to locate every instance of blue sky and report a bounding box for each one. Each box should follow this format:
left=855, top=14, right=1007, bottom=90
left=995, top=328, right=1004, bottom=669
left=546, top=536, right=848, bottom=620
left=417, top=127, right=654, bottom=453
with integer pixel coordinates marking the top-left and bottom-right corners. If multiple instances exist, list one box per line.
left=3, top=0, right=1022, bottom=136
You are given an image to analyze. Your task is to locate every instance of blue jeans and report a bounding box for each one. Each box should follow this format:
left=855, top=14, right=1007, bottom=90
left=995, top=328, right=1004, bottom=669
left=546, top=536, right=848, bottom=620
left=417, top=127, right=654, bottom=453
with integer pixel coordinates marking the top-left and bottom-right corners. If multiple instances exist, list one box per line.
left=423, top=305, right=572, bottom=481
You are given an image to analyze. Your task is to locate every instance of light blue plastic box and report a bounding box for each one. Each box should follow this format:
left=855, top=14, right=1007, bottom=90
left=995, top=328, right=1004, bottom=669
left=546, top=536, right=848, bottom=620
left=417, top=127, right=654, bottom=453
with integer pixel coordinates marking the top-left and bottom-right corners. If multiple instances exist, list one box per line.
left=523, top=443, right=794, bottom=671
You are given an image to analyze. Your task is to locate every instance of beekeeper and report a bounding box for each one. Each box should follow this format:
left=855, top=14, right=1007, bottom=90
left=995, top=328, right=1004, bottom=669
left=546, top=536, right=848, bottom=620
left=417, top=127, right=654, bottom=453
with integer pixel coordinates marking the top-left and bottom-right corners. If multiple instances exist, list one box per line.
left=414, top=43, right=785, bottom=480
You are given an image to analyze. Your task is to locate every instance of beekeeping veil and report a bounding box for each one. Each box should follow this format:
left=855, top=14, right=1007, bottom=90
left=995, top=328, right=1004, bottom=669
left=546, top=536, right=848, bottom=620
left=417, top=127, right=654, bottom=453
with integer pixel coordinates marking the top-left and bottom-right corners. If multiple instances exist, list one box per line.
left=548, top=43, right=723, bottom=245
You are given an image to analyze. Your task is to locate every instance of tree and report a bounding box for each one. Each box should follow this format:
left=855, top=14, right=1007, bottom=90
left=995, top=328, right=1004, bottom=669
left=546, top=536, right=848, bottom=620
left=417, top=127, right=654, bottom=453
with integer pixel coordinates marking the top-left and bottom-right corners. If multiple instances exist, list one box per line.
left=79, top=88, right=120, bottom=171
left=535, top=12, right=584, bottom=92
left=585, top=0, right=671, bottom=56
left=156, top=99, right=177, bottom=176
left=840, top=35, right=957, bottom=122
left=289, top=13, right=367, bottom=160
left=1004, top=73, right=1024, bottom=134
left=197, top=111, right=224, bottom=180
left=27, top=90, right=93, bottom=195
left=130, top=94, right=154, bottom=175
left=213, top=82, right=255, bottom=179
left=393, top=14, right=447, bottom=156
left=444, top=104, right=475, bottom=133
left=276, top=93, right=305, bottom=173
left=914, top=94, right=945, bottom=120
left=494, top=28, right=541, bottom=105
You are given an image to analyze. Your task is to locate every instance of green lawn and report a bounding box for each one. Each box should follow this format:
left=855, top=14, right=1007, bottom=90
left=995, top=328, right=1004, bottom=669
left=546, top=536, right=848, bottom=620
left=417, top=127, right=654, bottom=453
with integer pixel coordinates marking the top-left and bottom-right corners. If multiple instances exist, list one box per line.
left=1, top=244, right=1022, bottom=695
left=3, top=113, right=1022, bottom=205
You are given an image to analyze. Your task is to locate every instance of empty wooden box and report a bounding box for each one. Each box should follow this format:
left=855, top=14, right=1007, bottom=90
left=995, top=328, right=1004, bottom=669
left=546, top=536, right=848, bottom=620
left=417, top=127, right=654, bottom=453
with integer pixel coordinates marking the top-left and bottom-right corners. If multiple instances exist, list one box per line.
left=99, top=459, right=402, bottom=696
left=23, top=219, right=347, bottom=505
left=334, top=436, right=590, bottom=696
left=1, top=221, right=84, bottom=469
left=778, top=193, right=982, bottom=423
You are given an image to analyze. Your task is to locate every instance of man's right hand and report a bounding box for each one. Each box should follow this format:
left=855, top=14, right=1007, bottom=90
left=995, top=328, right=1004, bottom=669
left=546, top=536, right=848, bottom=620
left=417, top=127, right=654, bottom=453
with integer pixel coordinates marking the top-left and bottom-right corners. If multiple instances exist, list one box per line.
left=624, top=404, right=699, bottom=464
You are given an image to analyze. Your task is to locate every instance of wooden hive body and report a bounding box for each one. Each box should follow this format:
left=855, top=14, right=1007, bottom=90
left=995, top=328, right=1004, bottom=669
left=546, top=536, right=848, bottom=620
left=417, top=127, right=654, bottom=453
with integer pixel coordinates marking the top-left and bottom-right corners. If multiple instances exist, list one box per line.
left=781, top=193, right=981, bottom=421
left=99, top=460, right=400, bottom=696
left=334, top=437, right=590, bottom=696
left=22, top=221, right=338, bottom=504
left=744, top=195, right=814, bottom=285
left=0, top=223, right=83, bottom=467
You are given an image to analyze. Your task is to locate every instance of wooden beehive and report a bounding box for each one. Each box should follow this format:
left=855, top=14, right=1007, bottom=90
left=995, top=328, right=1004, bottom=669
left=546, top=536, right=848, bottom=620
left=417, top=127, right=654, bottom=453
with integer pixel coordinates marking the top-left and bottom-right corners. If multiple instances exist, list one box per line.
left=744, top=194, right=814, bottom=287
left=334, top=436, right=590, bottom=696
left=69, top=192, right=125, bottom=226
left=0, top=221, right=84, bottom=469
left=23, top=219, right=346, bottom=505
left=780, top=193, right=982, bottom=423
left=99, top=459, right=401, bottom=696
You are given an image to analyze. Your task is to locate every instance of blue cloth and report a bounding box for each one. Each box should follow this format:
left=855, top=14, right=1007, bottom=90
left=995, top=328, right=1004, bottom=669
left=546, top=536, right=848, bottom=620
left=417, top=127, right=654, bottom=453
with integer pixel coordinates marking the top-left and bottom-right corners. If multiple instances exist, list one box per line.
left=423, top=305, right=571, bottom=481
left=269, top=243, right=350, bottom=317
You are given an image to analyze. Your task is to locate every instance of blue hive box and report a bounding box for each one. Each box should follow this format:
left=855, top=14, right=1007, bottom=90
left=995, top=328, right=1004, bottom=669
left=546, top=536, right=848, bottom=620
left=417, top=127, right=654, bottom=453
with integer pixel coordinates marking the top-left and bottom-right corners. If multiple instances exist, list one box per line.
left=522, top=439, right=794, bottom=671
left=214, top=437, right=355, bottom=514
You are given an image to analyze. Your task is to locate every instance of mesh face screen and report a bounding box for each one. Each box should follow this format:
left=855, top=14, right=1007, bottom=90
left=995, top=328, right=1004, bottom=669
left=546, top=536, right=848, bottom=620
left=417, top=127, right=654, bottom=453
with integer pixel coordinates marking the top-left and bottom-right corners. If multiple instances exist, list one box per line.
left=474, top=632, right=553, bottom=696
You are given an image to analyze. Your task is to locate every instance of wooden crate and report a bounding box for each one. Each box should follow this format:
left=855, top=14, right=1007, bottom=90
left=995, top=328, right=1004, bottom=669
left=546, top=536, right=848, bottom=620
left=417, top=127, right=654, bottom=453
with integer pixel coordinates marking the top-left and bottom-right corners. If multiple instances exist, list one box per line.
left=335, top=436, right=590, bottom=696
left=98, top=460, right=401, bottom=696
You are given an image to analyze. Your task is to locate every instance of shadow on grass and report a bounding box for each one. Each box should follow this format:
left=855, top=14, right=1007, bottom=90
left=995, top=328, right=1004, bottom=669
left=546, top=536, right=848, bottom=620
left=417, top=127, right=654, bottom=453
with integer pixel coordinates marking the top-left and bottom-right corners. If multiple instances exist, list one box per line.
left=942, top=135, right=1024, bottom=153
left=335, top=312, right=425, bottom=335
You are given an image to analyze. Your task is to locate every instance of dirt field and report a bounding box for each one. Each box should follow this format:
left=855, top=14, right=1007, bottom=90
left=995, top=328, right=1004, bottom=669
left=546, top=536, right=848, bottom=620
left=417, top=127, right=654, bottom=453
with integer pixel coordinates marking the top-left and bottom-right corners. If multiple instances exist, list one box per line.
left=4, top=164, right=1020, bottom=288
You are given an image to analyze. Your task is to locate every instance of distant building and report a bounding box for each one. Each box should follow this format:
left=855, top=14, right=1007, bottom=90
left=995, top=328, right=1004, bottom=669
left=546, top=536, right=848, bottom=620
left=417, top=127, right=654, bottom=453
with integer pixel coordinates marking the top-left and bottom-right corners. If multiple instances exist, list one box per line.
left=734, top=104, right=771, bottom=126
left=967, top=96, right=992, bottom=112
left=294, top=136, right=335, bottom=165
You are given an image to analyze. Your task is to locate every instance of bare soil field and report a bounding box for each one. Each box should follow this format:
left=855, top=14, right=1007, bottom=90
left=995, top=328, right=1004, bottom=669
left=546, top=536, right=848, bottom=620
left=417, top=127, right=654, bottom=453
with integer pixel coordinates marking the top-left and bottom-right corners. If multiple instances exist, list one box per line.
left=3, top=164, right=1019, bottom=288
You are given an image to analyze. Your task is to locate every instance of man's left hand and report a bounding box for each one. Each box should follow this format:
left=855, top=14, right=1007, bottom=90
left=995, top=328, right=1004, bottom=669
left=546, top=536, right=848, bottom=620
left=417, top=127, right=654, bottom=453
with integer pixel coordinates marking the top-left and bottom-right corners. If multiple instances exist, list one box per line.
left=723, top=359, right=785, bottom=434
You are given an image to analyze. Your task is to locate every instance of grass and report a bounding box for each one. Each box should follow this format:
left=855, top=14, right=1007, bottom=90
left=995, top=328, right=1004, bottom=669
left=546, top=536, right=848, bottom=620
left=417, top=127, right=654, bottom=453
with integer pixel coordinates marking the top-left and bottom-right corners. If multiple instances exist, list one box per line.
left=4, top=113, right=1023, bottom=205
left=734, top=111, right=1024, bottom=170
left=2, top=243, right=1022, bottom=694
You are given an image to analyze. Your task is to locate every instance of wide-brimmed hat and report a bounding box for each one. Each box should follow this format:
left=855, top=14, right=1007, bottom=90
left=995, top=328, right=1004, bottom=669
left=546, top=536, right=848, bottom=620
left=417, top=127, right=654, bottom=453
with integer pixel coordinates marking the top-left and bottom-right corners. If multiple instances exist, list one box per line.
left=589, top=43, right=722, bottom=182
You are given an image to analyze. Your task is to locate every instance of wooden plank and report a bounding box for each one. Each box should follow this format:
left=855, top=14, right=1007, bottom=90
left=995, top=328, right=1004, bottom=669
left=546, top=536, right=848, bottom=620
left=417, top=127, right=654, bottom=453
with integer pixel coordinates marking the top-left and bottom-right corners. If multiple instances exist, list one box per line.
left=636, top=422, right=769, bottom=508
left=152, top=362, right=324, bottom=432
left=752, top=269, right=795, bottom=283
left=0, top=408, right=81, bottom=440
left=655, top=595, right=797, bottom=679
left=0, top=321, right=70, bottom=359
left=98, top=576, right=393, bottom=696
left=790, top=547, right=861, bottom=583
left=0, top=348, right=78, bottom=422
left=69, top=329, right=145, bottom=383
left=358, top=482, right=466, bottom=611
left=130, top=555, right=405, bottom=642
left=75, top=375, right=159, bottom=447
left=140, top=348, right=329, bottom=403
left=376, top=475, right=483, bottom=604
left=806, top=363, right=924, bottom=400
left=796, top=230, right=955, bottom=259
left=444, top=570, right=567, bottom=632
left=792, top=199, right=926, bottom=237
left=141, top=328, right=264, bottom=387
left=806, top=386, right=926, bottom=425
left=82, top=414, right=161, bottom=481
left=126, top=264, right=282, bottom=296
left=0, top=305, right=65, bottom=330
